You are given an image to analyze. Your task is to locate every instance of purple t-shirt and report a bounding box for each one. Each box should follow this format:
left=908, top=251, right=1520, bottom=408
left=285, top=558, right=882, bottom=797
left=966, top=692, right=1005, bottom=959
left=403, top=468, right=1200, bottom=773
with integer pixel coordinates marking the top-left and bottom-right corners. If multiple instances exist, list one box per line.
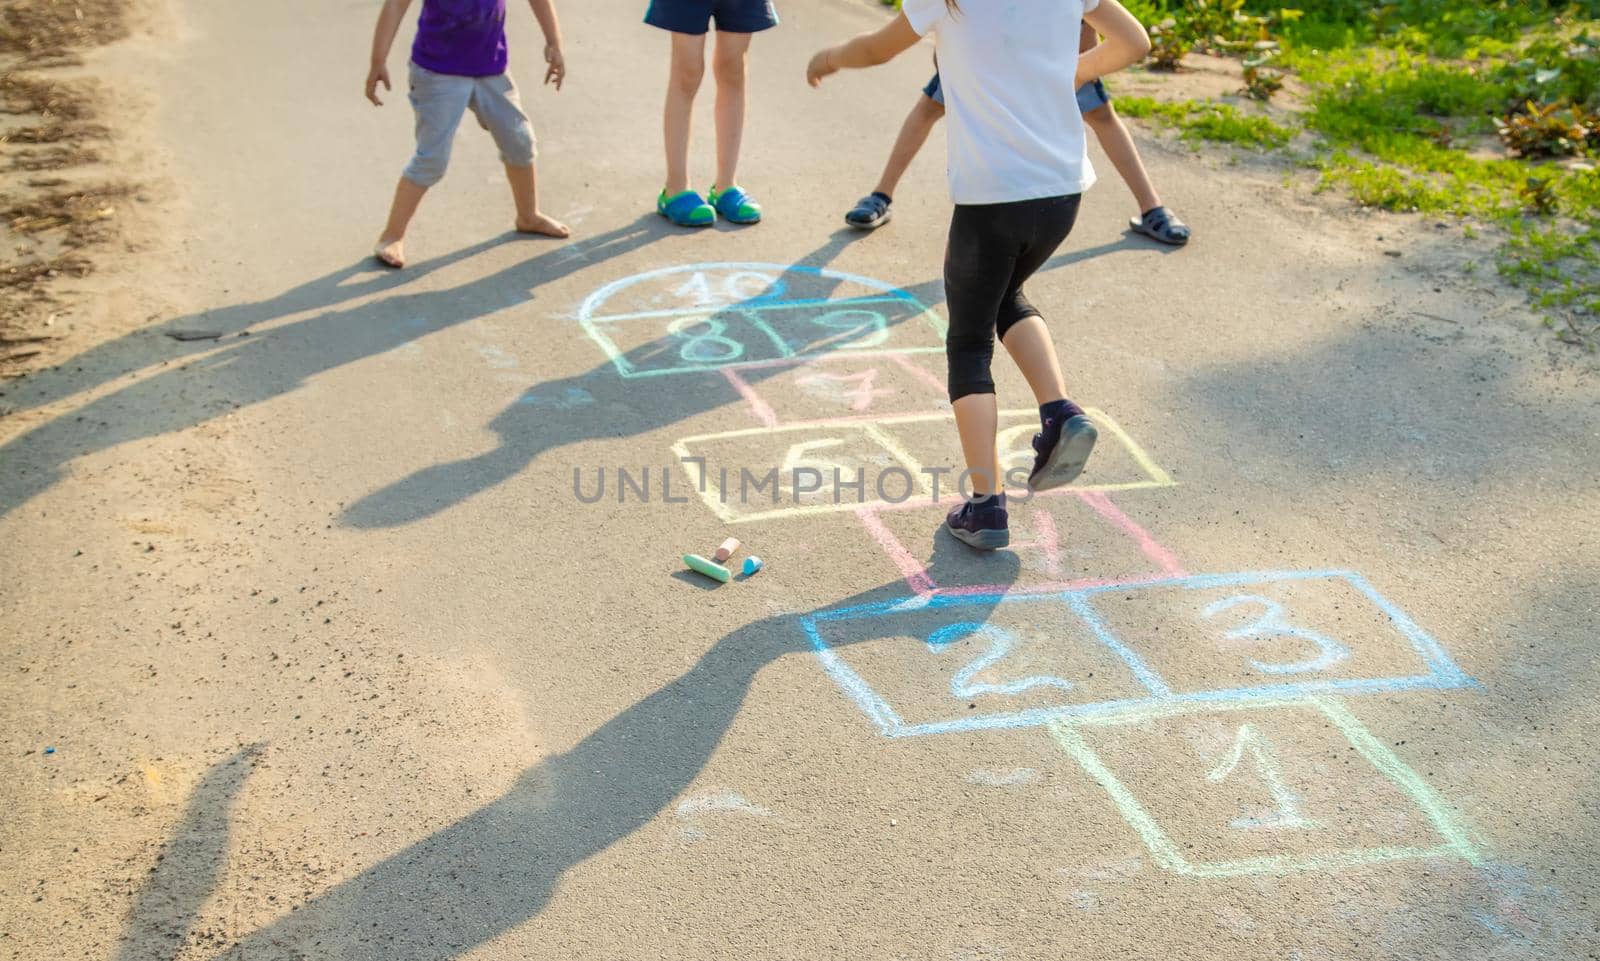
left=412, top=0, right=508, bottom=77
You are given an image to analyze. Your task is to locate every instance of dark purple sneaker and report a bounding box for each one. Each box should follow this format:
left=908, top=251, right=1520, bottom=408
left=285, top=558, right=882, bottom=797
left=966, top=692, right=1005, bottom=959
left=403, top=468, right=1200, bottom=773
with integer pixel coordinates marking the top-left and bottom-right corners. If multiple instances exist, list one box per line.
left=1028, top=414, right=1098, bottom=492
left=945, top=494, right=1010, bottom=550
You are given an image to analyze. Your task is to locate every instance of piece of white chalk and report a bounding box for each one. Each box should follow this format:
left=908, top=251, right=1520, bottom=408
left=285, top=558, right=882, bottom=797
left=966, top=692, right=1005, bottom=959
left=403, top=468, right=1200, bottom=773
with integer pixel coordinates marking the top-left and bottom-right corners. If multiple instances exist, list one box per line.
left=714, top=537, right=741, bottom=563
left=742, top=556, right=763, bottom=575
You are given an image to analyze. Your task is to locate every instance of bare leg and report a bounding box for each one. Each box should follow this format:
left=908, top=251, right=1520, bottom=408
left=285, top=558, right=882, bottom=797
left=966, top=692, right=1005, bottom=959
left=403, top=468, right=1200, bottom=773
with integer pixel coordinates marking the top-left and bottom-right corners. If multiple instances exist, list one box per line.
left=711, top=31, right=752, bottom=190
left=873, top=94, right=945, bottom=198
left=376, top=176, right=429, bottom=268
left=505, top=163, right=570, bottom=238
left=663, top=32, right=707, bottom=195
left=999, top=316, right=1067, bottom=405
left=1085, top=104, right=1161, bottom=214
left=952, top=393, right=1002, bottom=496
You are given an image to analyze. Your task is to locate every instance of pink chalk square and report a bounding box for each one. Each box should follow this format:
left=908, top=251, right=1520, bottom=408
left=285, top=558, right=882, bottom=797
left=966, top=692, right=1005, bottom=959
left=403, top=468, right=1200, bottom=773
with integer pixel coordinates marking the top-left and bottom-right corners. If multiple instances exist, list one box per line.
left=721, top=353, right=948, bottom=429
left=855, top=491, right=1186, bottom=597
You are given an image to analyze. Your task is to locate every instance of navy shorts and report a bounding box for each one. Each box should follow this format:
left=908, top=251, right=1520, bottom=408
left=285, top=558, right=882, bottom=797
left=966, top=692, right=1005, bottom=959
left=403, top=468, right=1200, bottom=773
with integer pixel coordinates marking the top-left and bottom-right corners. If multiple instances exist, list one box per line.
left=645, top=0, right=778, bottom=35
left=923, top=72, right=1111, bottom=114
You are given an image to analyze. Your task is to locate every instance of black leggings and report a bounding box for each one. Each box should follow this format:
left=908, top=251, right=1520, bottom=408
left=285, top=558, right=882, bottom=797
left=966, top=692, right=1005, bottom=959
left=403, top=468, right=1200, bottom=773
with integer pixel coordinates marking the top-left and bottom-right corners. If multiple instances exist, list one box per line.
left=943, top=193, right=1082, bottom=401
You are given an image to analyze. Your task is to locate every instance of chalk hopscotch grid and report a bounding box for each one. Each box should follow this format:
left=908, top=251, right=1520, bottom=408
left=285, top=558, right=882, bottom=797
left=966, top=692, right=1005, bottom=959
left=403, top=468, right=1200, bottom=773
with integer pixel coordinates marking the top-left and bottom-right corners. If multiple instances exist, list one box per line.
left=801, top=570, right=1477, bottom=740
left=856, top=488, right=1189, bottom=598
left=721, top=352, right=950, bottom=430
left=669, top=407, right=1176, bottom=524
left=1047, top=696, right=1483, bottom=877
left=576, top=262, right=950, bottom=379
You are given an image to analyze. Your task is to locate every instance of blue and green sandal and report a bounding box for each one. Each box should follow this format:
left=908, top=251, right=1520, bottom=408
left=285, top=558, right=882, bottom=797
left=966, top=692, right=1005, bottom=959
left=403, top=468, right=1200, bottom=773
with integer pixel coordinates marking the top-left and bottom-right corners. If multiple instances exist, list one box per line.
left=658, top=189, right=715, bottom=228
left=709, top=185, right=762, bottom=225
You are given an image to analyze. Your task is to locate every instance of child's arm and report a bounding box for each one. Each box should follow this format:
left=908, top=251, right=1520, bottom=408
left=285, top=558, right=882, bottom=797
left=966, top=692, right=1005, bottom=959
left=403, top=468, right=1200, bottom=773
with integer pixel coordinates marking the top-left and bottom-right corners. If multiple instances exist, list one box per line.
left=366, top=0, right=414, bottom=106
left=807, top=13, right=922, bottom=87
left=1076, top=0, right=1150, bottom=88
left=526, top=0, right=566, bottom=90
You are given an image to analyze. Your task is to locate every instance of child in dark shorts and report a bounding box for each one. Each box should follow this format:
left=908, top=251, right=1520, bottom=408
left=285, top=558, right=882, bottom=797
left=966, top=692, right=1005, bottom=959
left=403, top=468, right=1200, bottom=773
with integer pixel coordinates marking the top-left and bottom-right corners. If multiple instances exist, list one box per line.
left=845, top=25, right=1190, bottom=246
left=811, top=0, right=1154, bottom=549
left=646, top=0, right=779, bottom=226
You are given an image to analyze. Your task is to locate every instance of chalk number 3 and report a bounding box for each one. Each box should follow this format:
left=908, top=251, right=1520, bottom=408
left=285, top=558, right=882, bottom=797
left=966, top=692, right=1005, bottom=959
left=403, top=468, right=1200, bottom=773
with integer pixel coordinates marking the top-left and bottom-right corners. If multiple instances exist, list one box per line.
left=1200, top=594, right=1350, bottom=675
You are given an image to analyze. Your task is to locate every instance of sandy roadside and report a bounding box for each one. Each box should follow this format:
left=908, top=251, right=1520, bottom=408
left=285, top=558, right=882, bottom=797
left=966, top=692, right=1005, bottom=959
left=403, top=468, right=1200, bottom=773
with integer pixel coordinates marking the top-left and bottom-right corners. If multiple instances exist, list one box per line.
left=0, top=0, right=182, bottom=382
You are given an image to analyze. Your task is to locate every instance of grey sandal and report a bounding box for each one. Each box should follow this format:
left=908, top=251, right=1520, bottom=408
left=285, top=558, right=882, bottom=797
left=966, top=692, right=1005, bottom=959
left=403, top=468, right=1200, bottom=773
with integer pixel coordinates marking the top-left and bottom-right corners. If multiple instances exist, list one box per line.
left=1130, top=206, right=1191, bottom=246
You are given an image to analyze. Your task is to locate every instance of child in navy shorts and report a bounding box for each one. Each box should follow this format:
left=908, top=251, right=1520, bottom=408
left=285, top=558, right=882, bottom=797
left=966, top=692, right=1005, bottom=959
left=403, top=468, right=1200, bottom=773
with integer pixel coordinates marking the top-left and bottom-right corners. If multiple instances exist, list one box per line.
left=844, top=25, right=1190, bottom=246
left=646, top=0, right=778, bottom=227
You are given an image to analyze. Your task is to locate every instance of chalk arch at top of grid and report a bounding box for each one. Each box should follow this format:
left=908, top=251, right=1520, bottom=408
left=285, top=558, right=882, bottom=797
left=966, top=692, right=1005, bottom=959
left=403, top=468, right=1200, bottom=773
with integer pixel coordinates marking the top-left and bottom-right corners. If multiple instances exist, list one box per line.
left=576, top=263, right=948, bottom=378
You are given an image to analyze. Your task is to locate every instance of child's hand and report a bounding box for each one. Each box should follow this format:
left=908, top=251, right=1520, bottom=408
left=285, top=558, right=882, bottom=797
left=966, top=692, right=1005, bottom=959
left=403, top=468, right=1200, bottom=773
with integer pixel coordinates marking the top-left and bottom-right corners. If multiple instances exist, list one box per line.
left=806, top=48, right=837, bottom=87
left=365, top=63, right=392, bottom=106
left=544, top=44, right=566, bottom=90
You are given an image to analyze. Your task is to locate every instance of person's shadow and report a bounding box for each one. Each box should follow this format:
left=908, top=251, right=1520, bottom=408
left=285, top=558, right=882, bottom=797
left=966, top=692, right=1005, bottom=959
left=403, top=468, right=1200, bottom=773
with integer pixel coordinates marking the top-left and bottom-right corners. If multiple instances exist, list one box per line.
left=7, top=238, right=513, bottom=418
left=1, top=219, right=1153, bottom=524
left=113, top=744, right=264, bottom=961
left=339, top=227, right=903, bottom=528
left=339, top=231, right=1163, bottom=529
left=212, top=536, right=1022, bottom=960
left=0, top=219, right=662, bottom=519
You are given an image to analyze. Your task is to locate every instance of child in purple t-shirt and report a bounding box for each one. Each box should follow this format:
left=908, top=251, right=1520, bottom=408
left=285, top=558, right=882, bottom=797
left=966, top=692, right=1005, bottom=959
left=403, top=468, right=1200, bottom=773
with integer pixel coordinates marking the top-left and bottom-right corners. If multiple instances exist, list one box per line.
left=365, top=0, right=570, bottom=269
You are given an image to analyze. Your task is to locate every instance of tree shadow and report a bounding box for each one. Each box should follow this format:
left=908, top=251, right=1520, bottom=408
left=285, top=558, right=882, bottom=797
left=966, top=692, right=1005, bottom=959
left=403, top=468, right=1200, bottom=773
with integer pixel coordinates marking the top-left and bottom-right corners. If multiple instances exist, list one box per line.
left=114, top=743, right=264, bottom=961
left=0, top=219, right=664, bottom=519
left=216, top=537, right=1020, bottom=960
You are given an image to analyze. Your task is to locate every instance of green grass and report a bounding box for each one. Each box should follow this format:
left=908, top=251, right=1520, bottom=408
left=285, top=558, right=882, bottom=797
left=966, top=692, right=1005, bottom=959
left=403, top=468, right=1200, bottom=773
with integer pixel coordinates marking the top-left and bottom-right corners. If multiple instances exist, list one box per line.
left=1117, top=0, right=1600, bottom=349
left=1117, top=96, right=1296, bottom=148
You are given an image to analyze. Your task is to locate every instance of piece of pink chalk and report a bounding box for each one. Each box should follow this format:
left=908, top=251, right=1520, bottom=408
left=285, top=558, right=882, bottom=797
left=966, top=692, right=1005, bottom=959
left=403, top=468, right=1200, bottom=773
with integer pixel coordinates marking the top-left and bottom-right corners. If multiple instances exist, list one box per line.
left=713, top=537, right=741, bottom=563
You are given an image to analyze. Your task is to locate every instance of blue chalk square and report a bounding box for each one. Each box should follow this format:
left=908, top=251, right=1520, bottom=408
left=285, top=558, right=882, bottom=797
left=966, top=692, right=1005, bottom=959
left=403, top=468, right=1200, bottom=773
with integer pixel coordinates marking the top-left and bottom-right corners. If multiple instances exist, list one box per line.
left=802, top=570, right=1476, bottom=740
left=1072, top=570, right=1477, bottom=703
left=804, top=591, right=1165, bottom=739
left=576, top=263, right=947, bottom=379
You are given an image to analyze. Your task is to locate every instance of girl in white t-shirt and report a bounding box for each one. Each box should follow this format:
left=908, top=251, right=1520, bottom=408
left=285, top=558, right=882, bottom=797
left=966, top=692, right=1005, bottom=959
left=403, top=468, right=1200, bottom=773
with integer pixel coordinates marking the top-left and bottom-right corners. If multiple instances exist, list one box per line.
left=808, top=0, right=1150, bottom=550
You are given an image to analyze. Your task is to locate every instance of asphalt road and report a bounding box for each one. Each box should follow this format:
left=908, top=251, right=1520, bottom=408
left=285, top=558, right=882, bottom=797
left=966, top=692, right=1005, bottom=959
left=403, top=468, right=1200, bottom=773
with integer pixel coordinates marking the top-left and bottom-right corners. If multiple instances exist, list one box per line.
left=3, top=0, right=1598, bottom=958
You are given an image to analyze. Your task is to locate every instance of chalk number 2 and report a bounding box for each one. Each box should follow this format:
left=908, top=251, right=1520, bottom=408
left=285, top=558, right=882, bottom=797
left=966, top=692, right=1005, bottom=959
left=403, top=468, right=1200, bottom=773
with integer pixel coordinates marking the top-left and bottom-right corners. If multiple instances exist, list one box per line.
left=927, top=622, right=1074, bottom=699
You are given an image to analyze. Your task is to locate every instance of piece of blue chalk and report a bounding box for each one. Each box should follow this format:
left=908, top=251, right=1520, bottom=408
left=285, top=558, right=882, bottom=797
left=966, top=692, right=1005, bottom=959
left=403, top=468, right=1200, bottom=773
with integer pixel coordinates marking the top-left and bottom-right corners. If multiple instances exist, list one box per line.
left=43, top=746, right=55, bottom=755
left=743, top=556, right=763, bottom=575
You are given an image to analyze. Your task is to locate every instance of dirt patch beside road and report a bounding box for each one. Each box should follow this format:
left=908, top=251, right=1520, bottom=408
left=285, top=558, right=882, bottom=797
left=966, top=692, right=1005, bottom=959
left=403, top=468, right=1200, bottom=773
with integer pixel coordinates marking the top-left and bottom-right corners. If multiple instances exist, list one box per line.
left=1, top=0, right=152, bottom=378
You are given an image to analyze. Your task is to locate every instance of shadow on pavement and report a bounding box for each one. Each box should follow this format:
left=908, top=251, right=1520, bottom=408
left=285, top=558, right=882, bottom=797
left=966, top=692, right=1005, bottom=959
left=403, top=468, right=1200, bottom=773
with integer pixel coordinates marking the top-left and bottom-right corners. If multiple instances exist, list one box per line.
left=215, top=538, right=1020, bottom=960
left=0, top=219, right=663, bottom=519
left=113, top=744, right=263, bottom=961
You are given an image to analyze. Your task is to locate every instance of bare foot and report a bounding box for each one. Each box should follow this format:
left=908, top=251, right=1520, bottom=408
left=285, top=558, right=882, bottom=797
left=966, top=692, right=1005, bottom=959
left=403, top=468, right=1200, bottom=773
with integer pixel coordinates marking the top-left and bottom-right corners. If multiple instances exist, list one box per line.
left=515, top=213, right=571, bottom=238
left=373, top=237, right=405, bottom=269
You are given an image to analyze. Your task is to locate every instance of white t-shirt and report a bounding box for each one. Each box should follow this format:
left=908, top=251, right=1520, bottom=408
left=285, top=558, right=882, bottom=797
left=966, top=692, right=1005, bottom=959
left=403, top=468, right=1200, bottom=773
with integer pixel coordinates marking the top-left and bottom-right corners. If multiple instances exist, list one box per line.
left=901, top=0, right=1099, bottom=205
